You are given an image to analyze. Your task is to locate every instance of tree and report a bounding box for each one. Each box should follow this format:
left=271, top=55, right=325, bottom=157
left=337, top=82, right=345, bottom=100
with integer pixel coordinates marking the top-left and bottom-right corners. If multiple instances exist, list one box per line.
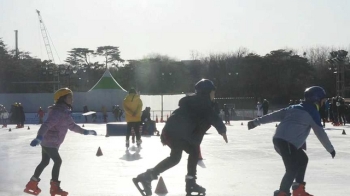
left=66, top=48, right=94, bottom=65
left=95, top=46, right=123, bottom=69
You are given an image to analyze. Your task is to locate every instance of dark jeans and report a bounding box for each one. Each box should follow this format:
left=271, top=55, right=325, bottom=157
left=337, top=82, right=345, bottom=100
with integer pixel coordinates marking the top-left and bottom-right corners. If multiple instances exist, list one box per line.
left=126, top=122, right=141, bottom=141
left=33, top=146, right=62, bottom=181
left=152, top=140, right=199, bottom=177
left=273, top=138, right=308, bottom=193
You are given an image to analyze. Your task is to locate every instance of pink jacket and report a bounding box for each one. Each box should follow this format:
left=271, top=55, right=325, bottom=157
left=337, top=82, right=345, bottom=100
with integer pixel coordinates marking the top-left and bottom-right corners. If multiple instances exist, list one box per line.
left=37, top=103, right=86, bottom=148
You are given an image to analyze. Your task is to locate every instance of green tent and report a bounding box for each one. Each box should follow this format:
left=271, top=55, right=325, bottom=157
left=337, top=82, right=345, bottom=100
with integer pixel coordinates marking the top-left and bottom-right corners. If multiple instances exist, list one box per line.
left=88, top=69, right=126, bottom=92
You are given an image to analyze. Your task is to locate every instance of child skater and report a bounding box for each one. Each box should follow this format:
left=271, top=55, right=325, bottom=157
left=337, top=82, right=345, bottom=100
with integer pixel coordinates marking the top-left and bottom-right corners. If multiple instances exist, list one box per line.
left=247, top=86, right=336, bottom=196
left=24, top=88, right=97, bottom=196
left=133, top=79, right=228, bottom=196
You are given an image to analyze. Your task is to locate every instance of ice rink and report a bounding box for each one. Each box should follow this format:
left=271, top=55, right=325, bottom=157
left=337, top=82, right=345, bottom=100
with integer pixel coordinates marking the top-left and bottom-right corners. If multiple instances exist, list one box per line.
left=0, top=121, right=349, bottom=196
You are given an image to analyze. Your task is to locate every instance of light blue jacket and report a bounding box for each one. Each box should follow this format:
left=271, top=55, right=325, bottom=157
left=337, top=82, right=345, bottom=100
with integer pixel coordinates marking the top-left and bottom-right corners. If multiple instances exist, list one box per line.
left=252, top=102, right=334, bottom=153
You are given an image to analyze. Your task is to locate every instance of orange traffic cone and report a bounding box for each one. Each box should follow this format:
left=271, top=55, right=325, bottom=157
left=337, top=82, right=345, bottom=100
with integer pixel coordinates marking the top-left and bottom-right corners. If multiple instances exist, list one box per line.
left=198, top=146, right=203, bottom=160
left=156, top=115, right=159, bottom=123
left=154, top=176, right=168, bottom=195
left=96, top=147, right=103, bottom=156
left=342, top=129, right=346, bottom=135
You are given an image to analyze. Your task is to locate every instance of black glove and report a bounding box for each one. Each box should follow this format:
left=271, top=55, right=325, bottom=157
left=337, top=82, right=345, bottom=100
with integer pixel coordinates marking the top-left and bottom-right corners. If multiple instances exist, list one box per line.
left=330, top=150, right=336, bottom=159
left=247, top=121, right=257, bottom=130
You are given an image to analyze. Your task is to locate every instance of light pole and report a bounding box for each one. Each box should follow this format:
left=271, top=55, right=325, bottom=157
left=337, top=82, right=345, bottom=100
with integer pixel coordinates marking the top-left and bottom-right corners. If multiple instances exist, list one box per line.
left=161, top=72, right=172, bottom=121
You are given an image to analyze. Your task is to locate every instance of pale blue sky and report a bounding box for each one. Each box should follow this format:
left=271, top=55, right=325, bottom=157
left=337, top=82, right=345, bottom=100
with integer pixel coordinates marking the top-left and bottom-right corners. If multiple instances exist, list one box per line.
left=1, top=0, right=349, bottom=63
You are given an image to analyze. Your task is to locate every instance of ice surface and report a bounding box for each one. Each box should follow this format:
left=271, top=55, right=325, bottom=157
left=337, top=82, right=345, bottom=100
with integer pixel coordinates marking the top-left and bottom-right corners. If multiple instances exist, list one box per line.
left=0, top=122, right=349, bottom=196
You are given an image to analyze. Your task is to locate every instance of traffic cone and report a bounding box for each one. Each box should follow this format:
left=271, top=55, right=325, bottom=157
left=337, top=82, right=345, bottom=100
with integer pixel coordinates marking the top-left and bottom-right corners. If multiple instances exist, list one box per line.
left=342, top=129, right=346, bottom=135
left=96, top=147, right=103, bottom=156
left=198, top=146, right=203, bottom=160
left=160, top=116, right=164, bottom=123
left=154, top=176, right=168, bottom=194
left=28, top=126, right=30, bottom=130
left=156, top=115, right=158, bottom=123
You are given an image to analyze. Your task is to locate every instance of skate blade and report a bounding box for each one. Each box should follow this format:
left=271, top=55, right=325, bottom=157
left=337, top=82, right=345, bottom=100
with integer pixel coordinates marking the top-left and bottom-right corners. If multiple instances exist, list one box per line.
left=132, top=178, right=148, bottom=196
left=186, top=192, right=206, bottom=196
left=24, top=189, right=41, bottom=195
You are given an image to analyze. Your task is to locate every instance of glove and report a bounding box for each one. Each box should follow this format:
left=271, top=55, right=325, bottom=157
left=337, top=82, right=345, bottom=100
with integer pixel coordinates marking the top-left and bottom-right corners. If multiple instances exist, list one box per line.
left=247, top=121, right=257, bottom=130
left=84, top=130, right=97, bottom=135
left=330, top=150, right=336, bottom=159
left=30, top=135, right=43, bottom=147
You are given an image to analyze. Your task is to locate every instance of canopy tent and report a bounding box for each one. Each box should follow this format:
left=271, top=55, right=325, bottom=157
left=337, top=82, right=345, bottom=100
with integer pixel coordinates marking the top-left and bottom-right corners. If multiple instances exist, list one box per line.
left=86, top=70, right=127, bottom=111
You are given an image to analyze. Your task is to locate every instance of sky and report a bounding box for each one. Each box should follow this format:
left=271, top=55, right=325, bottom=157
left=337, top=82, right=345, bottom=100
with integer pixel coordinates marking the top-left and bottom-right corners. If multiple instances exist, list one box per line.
left=1, top=0, right=350, bottom=64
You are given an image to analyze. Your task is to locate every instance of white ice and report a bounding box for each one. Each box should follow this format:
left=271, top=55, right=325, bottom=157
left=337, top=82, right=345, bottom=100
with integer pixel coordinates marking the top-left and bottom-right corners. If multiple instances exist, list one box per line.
left=0, top=121, right=349, bottom=196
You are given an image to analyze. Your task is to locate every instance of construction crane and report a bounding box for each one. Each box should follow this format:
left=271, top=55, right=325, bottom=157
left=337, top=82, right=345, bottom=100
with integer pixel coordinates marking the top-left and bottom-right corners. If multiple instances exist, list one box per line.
left=36, top=9, right=60, bottom=91
left=36, top=9, right=55, bottom=63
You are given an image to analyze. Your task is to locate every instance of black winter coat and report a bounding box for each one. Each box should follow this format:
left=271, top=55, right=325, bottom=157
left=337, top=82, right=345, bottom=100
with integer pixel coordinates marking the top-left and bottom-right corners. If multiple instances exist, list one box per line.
left=161, top=93, right=226, bottom=146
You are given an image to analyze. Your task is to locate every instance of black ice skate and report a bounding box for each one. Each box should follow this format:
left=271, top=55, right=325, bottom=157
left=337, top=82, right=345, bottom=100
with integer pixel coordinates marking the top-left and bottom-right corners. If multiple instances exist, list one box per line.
left=137, top=139, right=142, bottom=148
left=133, top=169, right=157, bottom=196
left=186, top=176, right=206, bottom=196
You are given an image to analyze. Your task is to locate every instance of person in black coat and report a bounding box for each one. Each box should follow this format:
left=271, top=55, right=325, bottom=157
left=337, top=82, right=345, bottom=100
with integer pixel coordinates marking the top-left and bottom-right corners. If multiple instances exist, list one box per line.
left=133, top=79, right=227, bottom=196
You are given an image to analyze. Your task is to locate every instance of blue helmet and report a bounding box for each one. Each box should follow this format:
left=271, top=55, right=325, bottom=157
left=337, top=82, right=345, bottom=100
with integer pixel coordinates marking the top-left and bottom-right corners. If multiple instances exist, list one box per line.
left=304, top=86, right=326, bottom=103
left=195, top=79, right=216, bottom=94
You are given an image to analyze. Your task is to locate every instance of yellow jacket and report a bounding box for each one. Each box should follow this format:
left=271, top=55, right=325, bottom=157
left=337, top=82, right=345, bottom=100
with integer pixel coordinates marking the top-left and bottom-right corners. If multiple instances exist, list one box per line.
left=123, top=93, right=143, bottom=122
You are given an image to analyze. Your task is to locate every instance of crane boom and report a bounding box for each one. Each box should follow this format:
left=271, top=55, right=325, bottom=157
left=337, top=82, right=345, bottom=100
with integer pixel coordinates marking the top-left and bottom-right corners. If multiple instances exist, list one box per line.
left=36, top=9, right=55, bottom=63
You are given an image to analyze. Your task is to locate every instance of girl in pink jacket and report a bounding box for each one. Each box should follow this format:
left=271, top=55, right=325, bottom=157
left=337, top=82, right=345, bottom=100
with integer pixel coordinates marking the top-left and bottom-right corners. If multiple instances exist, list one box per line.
left=24, top=88, right=97, bottom=196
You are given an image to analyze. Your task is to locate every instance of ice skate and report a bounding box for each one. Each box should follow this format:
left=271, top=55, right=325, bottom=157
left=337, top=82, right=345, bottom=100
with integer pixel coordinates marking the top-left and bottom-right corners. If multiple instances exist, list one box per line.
left=133, top=169, right=157, bottom=196
left=24, top=177, right=41, bottom=195
left=126, top=140, right=130, bottom=150
left=50, top=180, right=68, bottom=196
left=137, top=139, right=142, bottom=148
left=185, top=175, right=206, bottom=196
left=274, top=190, right=291, bottom=196
left=292, top=182, right=313, bottom=196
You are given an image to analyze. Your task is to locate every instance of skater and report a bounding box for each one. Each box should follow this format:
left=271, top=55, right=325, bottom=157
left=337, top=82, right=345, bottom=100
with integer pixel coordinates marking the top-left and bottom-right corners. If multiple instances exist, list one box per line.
left=24, top=88, right=97, bottom=196
left=133, top=79, right=227, bottom=196
left=123, top=88, right=143, bottom=148
left=247, top=86, right=335, bottom=196
left=37, top=107, right=45, bottom=124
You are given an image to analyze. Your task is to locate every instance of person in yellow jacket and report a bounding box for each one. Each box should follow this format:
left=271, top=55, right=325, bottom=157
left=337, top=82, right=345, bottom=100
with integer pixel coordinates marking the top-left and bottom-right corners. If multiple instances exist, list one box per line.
left=123, top=88, right=143, bottom=149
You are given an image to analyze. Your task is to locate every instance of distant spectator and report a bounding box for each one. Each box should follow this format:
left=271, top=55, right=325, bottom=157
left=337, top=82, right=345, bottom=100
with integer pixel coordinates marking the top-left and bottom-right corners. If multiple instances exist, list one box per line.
left=0, top=105, right=9, bottom=128
left=83, top=105, right=89, bottom=123
left=113, top=105, right=123, bottom=121
left=223, top=104, right=230, bottom=125
left=18, top=103, right=25, bottom=128
left=262, top=99, right=269, bottom=115
left=256, top=101, right=262, bottom=117
left=37, top=107, right=45, bottom=124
